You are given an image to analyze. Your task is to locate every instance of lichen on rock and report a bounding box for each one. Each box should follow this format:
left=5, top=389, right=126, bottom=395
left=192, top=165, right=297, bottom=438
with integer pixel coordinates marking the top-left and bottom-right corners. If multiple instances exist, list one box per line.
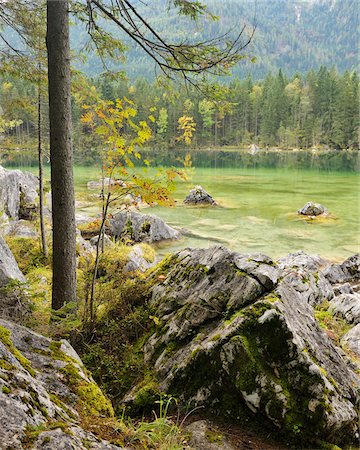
left=0, top=319, right=121, bottom=449
left=126, top=246, right=359, bottom=448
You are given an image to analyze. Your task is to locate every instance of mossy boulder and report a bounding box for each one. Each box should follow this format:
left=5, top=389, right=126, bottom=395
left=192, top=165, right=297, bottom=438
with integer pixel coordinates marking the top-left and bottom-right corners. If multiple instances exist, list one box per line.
left=109, top=210, right=180, bottom=243
left=0, top=319, right=122, bottom=449
left=128, top=246, right=359, bottom=448
left=0, top=165, right=38, bottom=221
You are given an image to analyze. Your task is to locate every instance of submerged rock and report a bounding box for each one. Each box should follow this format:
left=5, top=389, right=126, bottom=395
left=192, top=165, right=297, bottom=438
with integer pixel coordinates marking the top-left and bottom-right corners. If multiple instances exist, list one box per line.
left=128, top=247, right=359, bottom=447
left=298, top=202, right=327, bottom=216
left=0, top=166, right=38, bottom=221
left=0, top=319, right=122, bottom=449
left=109, top=210, right=180, bottom=243
left=184, top=185, right=217, bottom=206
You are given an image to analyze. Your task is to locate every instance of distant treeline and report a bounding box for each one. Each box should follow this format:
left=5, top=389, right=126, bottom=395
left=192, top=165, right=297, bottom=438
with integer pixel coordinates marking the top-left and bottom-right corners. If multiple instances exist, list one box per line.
left=0, top=67, right=359, bottom=168
left=90, top=66, right=359, bottom=151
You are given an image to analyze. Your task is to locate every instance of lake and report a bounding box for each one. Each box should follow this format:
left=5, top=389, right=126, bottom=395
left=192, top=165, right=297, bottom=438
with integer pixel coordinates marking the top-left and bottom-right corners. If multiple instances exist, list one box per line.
left=9, top=155, right=360, bottom=262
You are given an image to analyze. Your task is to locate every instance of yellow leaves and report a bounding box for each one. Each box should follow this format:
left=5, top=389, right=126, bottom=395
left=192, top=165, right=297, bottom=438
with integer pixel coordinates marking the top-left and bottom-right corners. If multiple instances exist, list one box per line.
left=80, top=111, right=95, bottom=125
left=2, top=82, right=13, bottom=92
left=177, top=115, right=196, bottom=145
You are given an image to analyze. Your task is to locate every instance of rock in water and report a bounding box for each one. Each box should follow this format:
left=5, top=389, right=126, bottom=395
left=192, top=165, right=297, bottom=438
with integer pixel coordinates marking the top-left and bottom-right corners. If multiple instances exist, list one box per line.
left=131, top=246, right=358, bottom=447
left=109, top=210, right=180, bottom=243
left=298, top=202, right=327, bottom=216
left=184, top=185, right=217, bottom=206
left=0, top=319, right=123, bottom=449
left=0, top=166, right=38, bottom=221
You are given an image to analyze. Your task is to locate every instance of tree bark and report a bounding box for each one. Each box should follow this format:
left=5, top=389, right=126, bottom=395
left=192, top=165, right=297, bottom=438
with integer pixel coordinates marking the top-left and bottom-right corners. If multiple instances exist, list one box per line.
left=46, top=0, right=76, bottom=310
left=37, top=81, right=48, bottom=258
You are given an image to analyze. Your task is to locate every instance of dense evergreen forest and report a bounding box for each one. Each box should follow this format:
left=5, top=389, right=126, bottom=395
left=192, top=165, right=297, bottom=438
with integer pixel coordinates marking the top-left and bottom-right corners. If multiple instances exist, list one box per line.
left=72, top=0, right=359, bottom=79
left=1, top=66, right=358, bottom=167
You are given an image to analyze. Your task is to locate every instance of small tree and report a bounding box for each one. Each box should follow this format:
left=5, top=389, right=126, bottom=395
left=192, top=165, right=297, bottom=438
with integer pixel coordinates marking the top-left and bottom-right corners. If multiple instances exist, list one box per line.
left=81, top=97, right=184, bottom=323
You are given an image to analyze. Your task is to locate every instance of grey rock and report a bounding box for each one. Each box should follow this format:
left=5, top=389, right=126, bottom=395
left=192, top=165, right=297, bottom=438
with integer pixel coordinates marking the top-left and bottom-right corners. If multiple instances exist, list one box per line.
left=76, top=229, right=93, bottom=254
left=9, top=220, right=39, bottom=238
left=186, top=420, right=235, bottom=450
left=330, top=293, right=360, bottom=324
left=334, top=283, right=354, bottom=296
left=0, top=236, right=25, bottom=287
left=324, top=254, right=360, bottom=284
left=87, top=178, right=124, bottom=190
left=184, top=185, right=217, bottom=206
left=277, top=251, right=334, bottom=306
left=109, top=210, right=180, bottom=243
left=0, top=319, right=122, bottom=450
left=124, top=245, right=155, bottom=273
left=277, top=250, right=327, bottom=272
left=76, top=213, right=92, bottom=225
left=0, top=165, right=38, bottom=221
left=133, top=247, right=359, bottom=446
left=32, top=427, right=122, bottom=450
left=298, top=202, right=327, bottom=216
left=90, top=234, right=114, bottom=249
left=342, top=324, right=360, bottom=357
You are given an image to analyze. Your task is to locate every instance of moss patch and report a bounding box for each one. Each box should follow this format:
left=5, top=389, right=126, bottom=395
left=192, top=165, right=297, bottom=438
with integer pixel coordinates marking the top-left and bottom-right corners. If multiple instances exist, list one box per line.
left=0, top=325, right=35, bottom=376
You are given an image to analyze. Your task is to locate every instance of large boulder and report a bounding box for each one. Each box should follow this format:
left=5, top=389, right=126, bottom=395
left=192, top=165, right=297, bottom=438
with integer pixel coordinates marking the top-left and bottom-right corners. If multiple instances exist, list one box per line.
left=0, top=319, right=122, bottom=449
left=129, top=247, right=359, bottom=447
left=298, top=202, right=327, bottom=216
left=0, top=236, right=25, bottom=287
left=184, top=185, right=217, bottom=206
left=0, top=237, right=27, bottom=319
left=0, top=166, right=38, bottom=221
left=324, top=254, right=360, bottom=284
left=9, top=220, right=39, bottom=238
left=330, top=293, right=360, bottom=325
left=342, top=324, right=360, bottom=357
left=109, top=210, right=180, bottom=243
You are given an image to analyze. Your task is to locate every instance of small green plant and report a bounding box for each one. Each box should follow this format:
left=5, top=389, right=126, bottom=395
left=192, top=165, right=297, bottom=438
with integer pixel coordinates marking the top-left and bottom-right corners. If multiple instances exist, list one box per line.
left=2, top=385, right=11, bottom=394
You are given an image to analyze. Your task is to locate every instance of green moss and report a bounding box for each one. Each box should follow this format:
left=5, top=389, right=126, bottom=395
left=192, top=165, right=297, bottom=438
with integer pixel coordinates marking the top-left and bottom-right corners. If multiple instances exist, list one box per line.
left=314, top=308, right=351, bottom=343
left=5, top=237, right=50, bottom=274
left=263, top=293, right=281, bottom=303
left=211, top=334, right=221, bottom=342
left=2, top=385, right=11, bottom=394
left=191, top=347, right=201, bottom=358
left=134, top=380, right=161, bottom=409
left=235, top=270, right=247, bottom=277
left=49, top=393, right=77, bottom=420
left=0, top=358, right=16, bottom=371
left=0, top=325, right=36, bottom=376
left=60, top=362, right=114, bottom=418
left=22, top=421, right=71, bottom=448
left=205, top=429, right=223, bottom=444
left=77, top=381, right=114, bottom=417
left=138, top=243, right=156, bottom=263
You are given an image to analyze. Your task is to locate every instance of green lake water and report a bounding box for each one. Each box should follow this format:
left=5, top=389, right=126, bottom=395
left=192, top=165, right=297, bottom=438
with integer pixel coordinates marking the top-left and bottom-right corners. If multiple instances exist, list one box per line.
left=16, top=163, right=360, bottom=261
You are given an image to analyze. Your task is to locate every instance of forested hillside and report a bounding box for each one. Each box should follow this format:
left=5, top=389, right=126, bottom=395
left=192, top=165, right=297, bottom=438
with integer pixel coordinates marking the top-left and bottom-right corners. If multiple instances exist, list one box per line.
left=72, top=0, right=359, bottom=79
left=2, top=67, right=358, bottom=164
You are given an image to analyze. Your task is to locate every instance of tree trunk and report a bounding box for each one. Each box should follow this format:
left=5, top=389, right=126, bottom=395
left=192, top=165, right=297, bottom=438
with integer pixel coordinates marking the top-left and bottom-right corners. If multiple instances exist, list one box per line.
left=46, top=0, right=76, bottom=310
left=37, top=82, right=48, bottom=258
